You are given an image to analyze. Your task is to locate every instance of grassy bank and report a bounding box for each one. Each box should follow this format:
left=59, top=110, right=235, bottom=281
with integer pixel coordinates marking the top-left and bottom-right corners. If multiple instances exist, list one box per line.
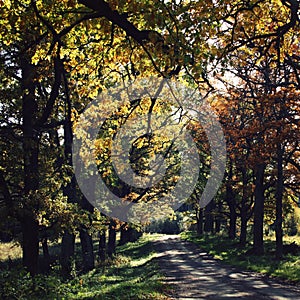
left=181, top=231, right=300, bottom=284
left=0, top=234, right=169, bottom=300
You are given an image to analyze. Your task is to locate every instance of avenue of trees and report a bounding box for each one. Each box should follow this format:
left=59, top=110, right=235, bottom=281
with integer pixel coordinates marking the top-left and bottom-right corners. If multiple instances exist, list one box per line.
left=0, top=0, right=299, bottom=279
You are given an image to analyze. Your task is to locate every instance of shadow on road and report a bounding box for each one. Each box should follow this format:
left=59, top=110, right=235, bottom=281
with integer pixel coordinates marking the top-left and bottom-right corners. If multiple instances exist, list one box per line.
left=153, top=235, right=300, bottom=300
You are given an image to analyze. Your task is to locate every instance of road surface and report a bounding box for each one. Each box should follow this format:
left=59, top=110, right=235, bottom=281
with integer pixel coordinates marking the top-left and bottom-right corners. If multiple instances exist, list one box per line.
left=153, top=235, right=300, bottom=300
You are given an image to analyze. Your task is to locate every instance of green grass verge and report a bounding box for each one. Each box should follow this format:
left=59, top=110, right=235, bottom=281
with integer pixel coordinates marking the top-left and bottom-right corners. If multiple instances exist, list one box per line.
left=0, top=234, right=169, bottom=300
left=181, top=231, right=300, bottom=284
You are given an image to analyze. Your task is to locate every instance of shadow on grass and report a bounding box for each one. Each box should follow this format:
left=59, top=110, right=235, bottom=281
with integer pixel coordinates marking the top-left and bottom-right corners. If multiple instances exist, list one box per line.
left=60, top=235, right=168, bottom=300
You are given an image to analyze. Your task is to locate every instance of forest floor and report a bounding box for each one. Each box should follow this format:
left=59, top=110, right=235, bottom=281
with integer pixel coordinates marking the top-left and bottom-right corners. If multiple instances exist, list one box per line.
left=153, top=235, right=300, bottom=300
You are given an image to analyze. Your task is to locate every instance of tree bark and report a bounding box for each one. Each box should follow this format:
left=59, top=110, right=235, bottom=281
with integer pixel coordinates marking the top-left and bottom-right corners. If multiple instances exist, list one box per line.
left=253, top=163, right=265, bottom=255
left=61, top=231, right=75, bottom=278
left=225, top=163, right=237, bottom=239
left=21, top=57, right=39, bottom=275
left=228, top=202, right=237, bottom=239
left=226, top=182, right=237, bottom=239
left=60, top=184, right=77, bottom=278
left=22, top=216, right=39, bottom=275
left=107, top=219, right=116, bottom=258
left=79, top=229, right=95, bottom=272
left=196, top=207, right=204, bottom=236
left=119, top=224, right=130, bottom=246
left=240, top=212, right=248, bottom=246
left=275, top=143, right=284, bottom=259
left=98, top=230, right=106, bottom=263
left=41, top=237, right=50, bottom=272
left=78, top=0, right=153, bottom=45
left=239, top=168, right=248, bottom=246
left=215, top=201, right=222, bottom=233
left=79, top=196, right=95, bottom=271
left=204, top=200, right=214, bottom=233
left=60, top=90, right=77, bottom=278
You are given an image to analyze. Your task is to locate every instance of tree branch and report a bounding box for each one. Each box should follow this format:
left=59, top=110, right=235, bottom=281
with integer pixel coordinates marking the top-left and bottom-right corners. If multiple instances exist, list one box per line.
left=35, top=56, right=62, bottom=127
left=78, top=0, right=151, bottom=45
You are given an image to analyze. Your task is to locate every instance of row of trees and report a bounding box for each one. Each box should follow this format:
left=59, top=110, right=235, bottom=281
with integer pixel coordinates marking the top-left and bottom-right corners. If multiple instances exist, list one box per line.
left=0, top=0, right=299, bottom=277
left=192, top=56, right=300, bottom=258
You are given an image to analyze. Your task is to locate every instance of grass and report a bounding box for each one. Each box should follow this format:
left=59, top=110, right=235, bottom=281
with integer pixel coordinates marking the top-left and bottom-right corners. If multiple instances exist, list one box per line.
left=0, top=233, right=170, bottom=300
left=68, top=233, right=169, bottom=300
left=181, top=231, right=300, bottom=284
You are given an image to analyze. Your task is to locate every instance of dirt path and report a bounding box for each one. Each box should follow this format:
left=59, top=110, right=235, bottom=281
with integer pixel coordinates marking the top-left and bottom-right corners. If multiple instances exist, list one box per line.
left=153, top=235, right=300, bottom=300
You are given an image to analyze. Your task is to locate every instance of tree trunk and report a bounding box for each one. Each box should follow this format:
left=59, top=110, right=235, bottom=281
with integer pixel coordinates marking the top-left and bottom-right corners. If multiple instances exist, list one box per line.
left=22, top=216, right=39, bottom=275
left=21, top=57, right=39, bottom=275
left=215, top=201, right=222, bottom=233
left=79, top=196, right=95, bottom=271
left=228, top=204, right=237, bottom=239
left=240, top=213, right=248, bottom=246
left=60, top=181, right=77, bottom=278
left=196, top=207, right=204, bottom=236
left=225, top=163, right=236, bottom=239
left=107, top=219, right=116, bottom=258
left=61, top=231, right=75, bottom=278
left=60, top=97, right=77, bottom=278
left=42, top=238, right=50, bottom=261
left=239, top=168, right=248, bottom=246
left=226, top=181, right=237, bottom=239
left=79, top=229, right=95, bottom=272
left=275, top=143, right=284, bottom=259
left=204, top=200, right=214, bottom=233
left=98, top=230, right=106, bottom=263
left=253, top=163, right=265, bottom=255
left=41, top=237, right=50, bottom=272
left=119, top=224, right=130, bottom=246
